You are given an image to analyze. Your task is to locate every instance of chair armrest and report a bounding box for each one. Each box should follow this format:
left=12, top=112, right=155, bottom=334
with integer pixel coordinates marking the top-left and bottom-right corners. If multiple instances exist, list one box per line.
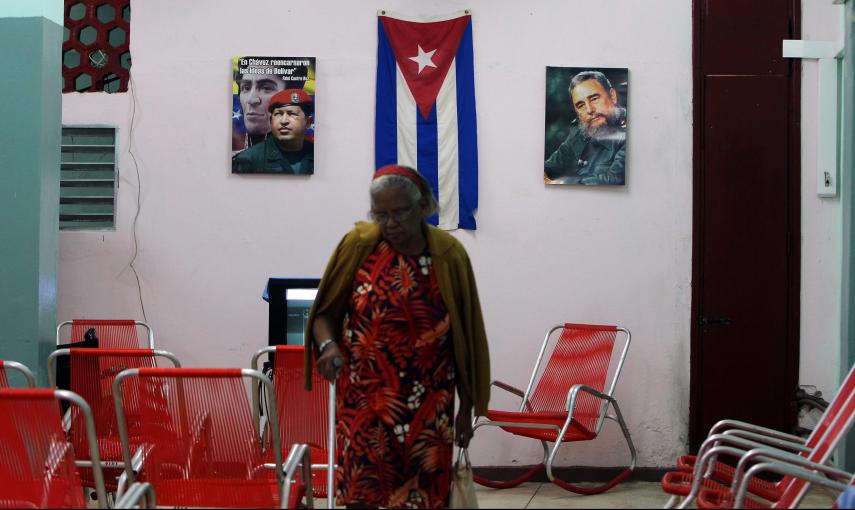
left=564, top=384, right=615, bottom=412
left=491, top=380, right=534, bottom=412
left=707, top=419, right=806, bottom=445
left=282, top=443, right=313, bottom=508
left=693, top=433, right=804, bottom=483
left=733, top=446, right=853, bottom=492
left=722, top=429, right=811, bottom=454
left=734, top=459, right=852, bottom=508
left=114, top=482, right=156, bottom=509
left=491, top=380, right=524, bottom=398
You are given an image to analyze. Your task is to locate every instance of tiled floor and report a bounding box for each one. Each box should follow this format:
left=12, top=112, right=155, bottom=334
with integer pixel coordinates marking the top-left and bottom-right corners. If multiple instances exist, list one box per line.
left=471, top=481, right=838, bottom=509
left=311, top=481, right=839, bottom=508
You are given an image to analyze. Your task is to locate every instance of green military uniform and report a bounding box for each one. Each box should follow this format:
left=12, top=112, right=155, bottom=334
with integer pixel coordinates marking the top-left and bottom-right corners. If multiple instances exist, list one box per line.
left=232, top=136, right=314, bottom=174
left=544, top=111, right=626, bottom=185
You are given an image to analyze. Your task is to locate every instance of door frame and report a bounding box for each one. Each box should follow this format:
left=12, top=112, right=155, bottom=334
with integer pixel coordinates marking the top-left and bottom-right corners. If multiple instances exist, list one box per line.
left=688, top=0, right=802, bottom=452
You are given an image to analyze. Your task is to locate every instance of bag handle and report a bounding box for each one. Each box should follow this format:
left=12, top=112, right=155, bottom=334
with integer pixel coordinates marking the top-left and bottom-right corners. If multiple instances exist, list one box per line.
left=456, top=447, right=471, bottom=469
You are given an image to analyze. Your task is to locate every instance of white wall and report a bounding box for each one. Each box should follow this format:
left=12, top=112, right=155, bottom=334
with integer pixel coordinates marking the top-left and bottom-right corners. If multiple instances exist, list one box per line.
left=799, top=0, right=846, bottom=401
left=58, top=0, right=834, bottom=469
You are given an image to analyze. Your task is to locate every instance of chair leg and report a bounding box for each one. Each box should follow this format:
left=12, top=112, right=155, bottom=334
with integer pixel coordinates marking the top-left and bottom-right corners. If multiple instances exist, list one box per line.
left=473, top=463, right=545, bottom=489
left=471, top=421, right=550, bottom=489
left=546, top=400, right=637, bottom=495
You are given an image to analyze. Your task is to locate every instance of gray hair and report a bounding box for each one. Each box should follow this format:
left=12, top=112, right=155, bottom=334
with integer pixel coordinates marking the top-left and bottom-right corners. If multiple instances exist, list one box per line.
left=369, top=174, right=439, bottom=219
left=569, top=70, right=614, bottom=96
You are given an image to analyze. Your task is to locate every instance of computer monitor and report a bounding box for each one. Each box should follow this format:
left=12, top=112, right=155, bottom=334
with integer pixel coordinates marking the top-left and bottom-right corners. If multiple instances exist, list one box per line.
left=265, top=278, right=320, bottom=346
left=285, top=288, right=318, bottom=345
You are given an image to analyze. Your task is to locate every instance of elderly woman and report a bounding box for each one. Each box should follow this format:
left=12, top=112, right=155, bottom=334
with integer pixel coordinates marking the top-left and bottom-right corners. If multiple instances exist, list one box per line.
left=304, top=164, right=490, bottom=508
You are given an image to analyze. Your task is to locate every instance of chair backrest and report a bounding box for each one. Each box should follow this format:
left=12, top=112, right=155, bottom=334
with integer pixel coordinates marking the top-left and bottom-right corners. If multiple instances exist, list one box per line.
left=0, top=388, right=107, bottom=509
left=272, top=345, right=330, bottom=452
left=801, top=362, right=855, bottom=451
left=252, top=345, right=332, bottom=499
left=57, top=319, right=154, bottom=349
left=113, top=368, right=283, bottom=509
left=774, top=386, right=855, bottom=508
left=0, top=360, right=35, bottom=388
left=48, top=348, right=180, bottom=465
left=523, top=323, right=630, bottom=434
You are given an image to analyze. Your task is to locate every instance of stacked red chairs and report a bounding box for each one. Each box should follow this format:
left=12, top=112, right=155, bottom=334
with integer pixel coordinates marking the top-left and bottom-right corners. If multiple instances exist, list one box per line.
left=252, top=345, right=337, bottom=508
left=47, top=348, right=180, bottom=492
left=57, top=319, right=154, bottom=349
left=0, top=360, right=35, bottom=388
left=0, top=388, right=108, bottom=508
left=663, top=363, right=855, bottom=508
left=112, top=367, right=311, bottom=508
left=472, top=323, right=635, bottom=494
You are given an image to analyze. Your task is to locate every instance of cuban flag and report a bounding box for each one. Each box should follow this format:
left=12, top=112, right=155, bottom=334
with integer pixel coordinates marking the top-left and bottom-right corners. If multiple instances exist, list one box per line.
left=375, top=11, right=478, bottom=230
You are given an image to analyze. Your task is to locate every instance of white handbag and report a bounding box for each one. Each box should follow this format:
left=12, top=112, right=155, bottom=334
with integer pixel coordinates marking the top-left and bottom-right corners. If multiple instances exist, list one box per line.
left=449, top=448, right=478, bottom=508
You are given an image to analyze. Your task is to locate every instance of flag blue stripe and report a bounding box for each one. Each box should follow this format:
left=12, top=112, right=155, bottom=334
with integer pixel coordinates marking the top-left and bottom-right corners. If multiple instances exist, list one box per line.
left=417, top=104, right=439, bottom=226
left=455, top=19, right=478, bottom=229
left=375, top=20, right=398, bottom=169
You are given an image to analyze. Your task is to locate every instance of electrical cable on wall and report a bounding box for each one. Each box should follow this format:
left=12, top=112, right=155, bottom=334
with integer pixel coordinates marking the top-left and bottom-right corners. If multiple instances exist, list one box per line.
left=127, top=73, right=148, bottom=323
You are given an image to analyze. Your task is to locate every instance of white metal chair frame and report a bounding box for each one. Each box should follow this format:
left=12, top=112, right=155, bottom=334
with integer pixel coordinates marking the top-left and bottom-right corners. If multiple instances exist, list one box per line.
left=251, top=346, right=337, bottom=510
left=472, top=324, right=637, bottom=484
left=56, top=320, right=155, bottom=349
left=0, top=360, right=36, bottom=387
left=112, top=368, right=313, bottom=509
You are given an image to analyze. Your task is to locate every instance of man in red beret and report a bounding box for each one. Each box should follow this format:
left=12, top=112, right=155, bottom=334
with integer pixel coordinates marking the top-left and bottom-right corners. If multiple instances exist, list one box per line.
left=232, top=88, right=314, bottom=174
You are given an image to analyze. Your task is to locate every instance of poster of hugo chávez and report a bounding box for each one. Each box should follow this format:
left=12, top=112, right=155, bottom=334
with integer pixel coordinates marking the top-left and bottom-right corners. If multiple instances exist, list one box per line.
left=544, top=66, right=628, bottom=186
left=232, top=56, right=316, bottom=175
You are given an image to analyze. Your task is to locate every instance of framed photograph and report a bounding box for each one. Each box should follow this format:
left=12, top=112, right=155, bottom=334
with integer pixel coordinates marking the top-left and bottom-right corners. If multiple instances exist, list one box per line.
left=231, top=56, right=316, bottom=175
left=544, top=66, right=628, bottom=185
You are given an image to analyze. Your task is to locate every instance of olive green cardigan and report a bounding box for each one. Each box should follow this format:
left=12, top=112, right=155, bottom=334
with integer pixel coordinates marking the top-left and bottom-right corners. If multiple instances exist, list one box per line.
left=303, top=221, right=491, bottom=416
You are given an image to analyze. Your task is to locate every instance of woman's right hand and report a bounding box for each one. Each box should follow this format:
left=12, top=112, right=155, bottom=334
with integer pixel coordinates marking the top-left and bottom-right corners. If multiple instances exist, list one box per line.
left=316, top=341, right=344, bottom=382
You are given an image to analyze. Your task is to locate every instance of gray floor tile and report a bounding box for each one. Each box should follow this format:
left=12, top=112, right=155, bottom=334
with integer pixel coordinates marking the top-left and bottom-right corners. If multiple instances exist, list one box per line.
left=474, top=483, right=540, bottom=508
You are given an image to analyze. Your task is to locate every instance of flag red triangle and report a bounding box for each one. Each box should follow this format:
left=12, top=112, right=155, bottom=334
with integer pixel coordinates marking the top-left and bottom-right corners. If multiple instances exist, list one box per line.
left=380, top=15, right=470, bottom=120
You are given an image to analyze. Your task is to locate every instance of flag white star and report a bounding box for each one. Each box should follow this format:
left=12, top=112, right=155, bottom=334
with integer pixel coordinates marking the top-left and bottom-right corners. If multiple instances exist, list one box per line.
left=409, top=45, right=437, bottom=74
left=232, top=109, right=242, bottom=121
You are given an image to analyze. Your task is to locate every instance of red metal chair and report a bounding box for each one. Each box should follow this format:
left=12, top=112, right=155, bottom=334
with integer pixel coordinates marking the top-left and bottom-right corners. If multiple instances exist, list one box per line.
left=663, top=363, right=855, bottom=508
left=56, top=319, right=154, bottom=349
left=113, top=367, right=312, bottom=508
left=472, top=323, right=635, bottom=494
left=252, top=345, right=337, bottom=509
left=0, top=360, right=36, bottom=388
left=47, top=348, right=180, bottom=492
left=674, top=363, right=855, bottom=483
left=700, top=453, right=854, bottom=508
left=0, top=388, right=108, bottom=508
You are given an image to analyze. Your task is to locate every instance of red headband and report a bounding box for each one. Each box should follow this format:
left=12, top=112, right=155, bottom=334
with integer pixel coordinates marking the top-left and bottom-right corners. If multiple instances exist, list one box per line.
left=373, top=165, right=430, bottom=196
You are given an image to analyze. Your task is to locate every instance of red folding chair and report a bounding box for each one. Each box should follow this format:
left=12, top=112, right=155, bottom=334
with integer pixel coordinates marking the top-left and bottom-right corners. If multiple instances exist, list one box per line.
left=0, top=360, right=36, bottom=388
left=692, top=388, right=855, bottom=509
left=0, top=388, right=108, bottom=508
left=252, top=345, right=337, bottom=509
left=472, top=323, right=635, bottom=494
left=47, top=348, right=181, bottom=492
left=663, top=363, right=855, bottom=508
left=113, top=367, right=312, bottom=509
left=56, top=319, right=154, bottom=349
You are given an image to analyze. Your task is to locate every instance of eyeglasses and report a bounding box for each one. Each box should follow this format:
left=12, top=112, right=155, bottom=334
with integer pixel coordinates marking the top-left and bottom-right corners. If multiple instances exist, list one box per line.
left=370, top=205, right=415, bottom=224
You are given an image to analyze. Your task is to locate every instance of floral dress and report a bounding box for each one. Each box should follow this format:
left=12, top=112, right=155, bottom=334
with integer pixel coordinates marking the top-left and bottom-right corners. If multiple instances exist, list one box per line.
left=336, top=240, right=455, bottom=508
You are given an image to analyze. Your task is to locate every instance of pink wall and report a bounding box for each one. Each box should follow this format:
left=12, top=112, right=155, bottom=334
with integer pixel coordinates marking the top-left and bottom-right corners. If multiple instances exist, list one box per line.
left=60, top=0, right=839, bottom=468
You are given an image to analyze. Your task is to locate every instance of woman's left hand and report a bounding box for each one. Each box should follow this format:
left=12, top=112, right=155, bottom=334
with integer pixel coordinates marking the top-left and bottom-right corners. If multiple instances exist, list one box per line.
left=455, top=406, right=474, bottom=448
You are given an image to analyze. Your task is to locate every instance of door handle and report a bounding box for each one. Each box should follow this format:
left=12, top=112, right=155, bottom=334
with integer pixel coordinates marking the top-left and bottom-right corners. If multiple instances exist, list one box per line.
left=699, top=316, right=733, bottom=326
